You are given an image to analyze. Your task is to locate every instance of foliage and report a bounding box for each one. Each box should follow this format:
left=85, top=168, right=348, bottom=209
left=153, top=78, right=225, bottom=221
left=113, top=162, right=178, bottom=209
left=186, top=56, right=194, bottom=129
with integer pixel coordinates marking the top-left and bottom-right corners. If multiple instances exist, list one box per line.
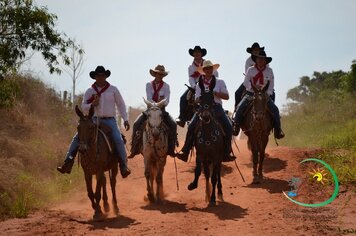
left=0, top=76, right=20, bottom=108
left=0, top=0, right=72, bottom=74
left=282, top=60, right=356, bottom=185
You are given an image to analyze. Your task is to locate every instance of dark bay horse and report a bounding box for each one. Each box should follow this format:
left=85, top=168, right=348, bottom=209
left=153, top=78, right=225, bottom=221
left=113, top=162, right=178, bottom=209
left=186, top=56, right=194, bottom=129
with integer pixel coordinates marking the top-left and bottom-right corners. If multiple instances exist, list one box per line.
left=142, top=98, right=169, bottom=203
left=193, top=90, right=224, bottom=206
left=242, top=82, right=273, bottom=184
left=75, top=105, right=119, bottom=219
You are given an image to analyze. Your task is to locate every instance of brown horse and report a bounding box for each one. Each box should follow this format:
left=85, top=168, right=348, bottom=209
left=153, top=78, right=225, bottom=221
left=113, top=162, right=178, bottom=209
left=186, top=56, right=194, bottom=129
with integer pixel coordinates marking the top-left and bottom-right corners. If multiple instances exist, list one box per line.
left=194, top=90, right=224, bottom=206
left=75, top=105, right=119, bottom=219
left=242, top=82, right=273, bottom=184
left=142, top=98, right=169, bottom=203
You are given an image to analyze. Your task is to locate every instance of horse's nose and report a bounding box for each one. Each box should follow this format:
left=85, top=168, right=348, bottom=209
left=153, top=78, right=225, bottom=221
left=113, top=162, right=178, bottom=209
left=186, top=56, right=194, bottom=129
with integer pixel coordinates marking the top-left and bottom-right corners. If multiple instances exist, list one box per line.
left=152, top=128, right=160, bottom=140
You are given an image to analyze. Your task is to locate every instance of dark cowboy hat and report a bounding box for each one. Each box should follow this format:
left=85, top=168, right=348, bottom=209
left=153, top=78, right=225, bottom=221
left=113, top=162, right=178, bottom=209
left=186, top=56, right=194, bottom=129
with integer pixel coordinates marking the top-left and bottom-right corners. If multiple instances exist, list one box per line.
left=189, top=45, right=207, bottom=57
left=252, top=51, right=272, bottom=64
left=89, top=66, right=111, bottom=79
left=246, top=42, right=265, bottom=54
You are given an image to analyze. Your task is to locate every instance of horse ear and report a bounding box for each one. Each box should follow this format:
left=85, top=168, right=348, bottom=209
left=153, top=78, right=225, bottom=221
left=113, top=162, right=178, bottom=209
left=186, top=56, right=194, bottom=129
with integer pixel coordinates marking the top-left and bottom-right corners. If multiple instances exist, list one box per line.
left=143, top=97, right=152, bottom=108
left=157, top=99, right=167, bottom=109
left=262, top=80, right=270, bottom=93
left=75, top=105, right=84, bottom=118
left=250, top=81, right=259, bottom=93
left=88, top=105, right=94, bottom=118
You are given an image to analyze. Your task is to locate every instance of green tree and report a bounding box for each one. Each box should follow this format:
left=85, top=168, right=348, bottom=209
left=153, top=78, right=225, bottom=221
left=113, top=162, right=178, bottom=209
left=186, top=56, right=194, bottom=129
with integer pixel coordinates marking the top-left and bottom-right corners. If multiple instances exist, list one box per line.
left=0, top=0, right=71, bottom=74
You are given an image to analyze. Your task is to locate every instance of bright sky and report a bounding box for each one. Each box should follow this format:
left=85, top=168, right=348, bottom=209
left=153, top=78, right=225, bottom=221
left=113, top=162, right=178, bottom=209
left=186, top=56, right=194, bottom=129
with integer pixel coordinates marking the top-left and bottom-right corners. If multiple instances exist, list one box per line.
left=27, top=0, right=356, bottom=118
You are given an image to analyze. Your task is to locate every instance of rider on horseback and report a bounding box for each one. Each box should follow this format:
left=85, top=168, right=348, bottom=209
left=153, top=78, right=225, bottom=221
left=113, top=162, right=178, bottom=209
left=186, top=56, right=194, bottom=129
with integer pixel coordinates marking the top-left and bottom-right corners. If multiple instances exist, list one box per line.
left=128, top=65, right=177, bottom=159
left=233, top=51, right=285, bottom=139
left=176, top=60, right=236, bottom=162
left=234, top=42, right=275, bottom=109
left=176, top=46, right=219, bottom=128
left=57, top=66, right=131, bottom=178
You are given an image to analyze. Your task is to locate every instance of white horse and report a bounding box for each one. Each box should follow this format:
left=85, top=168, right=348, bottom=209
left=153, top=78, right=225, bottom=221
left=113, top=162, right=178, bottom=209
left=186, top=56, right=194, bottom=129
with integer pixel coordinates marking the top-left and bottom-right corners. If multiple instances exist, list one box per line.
left=142, top=98, right=169, bottom=203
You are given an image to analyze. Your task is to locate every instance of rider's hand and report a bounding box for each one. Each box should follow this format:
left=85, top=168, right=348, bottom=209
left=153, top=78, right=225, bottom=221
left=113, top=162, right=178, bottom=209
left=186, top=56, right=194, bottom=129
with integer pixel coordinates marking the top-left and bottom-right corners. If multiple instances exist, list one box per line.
left=91, top=95, right=100, bottom=106
left=124, top=121, right=130, bottom=131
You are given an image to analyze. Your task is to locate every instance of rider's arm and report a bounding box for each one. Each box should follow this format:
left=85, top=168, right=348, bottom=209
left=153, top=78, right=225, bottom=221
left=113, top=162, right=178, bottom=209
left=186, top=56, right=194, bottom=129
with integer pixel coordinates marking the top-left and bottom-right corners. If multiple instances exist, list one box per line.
left=214, top=80, right=229, bottom=100
left=146, top=82, right=154, bottom=103
left=113, top=87, right=128, bottom=122
left=81, top=88, right=94, bottom=114
left=266, top=68, right=274, bottom=96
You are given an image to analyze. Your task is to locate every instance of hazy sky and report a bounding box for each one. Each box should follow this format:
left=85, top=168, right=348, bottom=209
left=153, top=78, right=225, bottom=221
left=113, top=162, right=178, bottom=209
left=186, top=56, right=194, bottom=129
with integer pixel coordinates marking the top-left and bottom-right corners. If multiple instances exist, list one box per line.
left=27, top=0, right=356, bottom=118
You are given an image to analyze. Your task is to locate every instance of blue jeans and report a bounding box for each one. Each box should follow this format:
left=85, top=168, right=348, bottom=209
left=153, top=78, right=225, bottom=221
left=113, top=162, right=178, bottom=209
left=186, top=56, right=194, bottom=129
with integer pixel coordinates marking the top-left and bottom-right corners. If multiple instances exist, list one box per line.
left=65, top=117, right=127, bottom=165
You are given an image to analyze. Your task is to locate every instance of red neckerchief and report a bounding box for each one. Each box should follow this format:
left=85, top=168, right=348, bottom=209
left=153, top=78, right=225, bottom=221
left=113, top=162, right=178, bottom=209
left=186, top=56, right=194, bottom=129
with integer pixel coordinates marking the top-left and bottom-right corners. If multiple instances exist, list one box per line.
left=203, top=76, right=212, bottom=87
left=152, top=80, right=164, bottom=102
left=252, top=65, right=266, bottom=85
left=190, top=59, right=205, bottom=78
left=86, top=82, right=110, bottom=104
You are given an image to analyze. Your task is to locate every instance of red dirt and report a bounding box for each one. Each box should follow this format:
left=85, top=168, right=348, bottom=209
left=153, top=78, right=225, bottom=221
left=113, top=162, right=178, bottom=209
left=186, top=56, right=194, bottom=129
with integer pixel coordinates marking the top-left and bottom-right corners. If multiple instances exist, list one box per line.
left=0, top=140, right=355, bottom=236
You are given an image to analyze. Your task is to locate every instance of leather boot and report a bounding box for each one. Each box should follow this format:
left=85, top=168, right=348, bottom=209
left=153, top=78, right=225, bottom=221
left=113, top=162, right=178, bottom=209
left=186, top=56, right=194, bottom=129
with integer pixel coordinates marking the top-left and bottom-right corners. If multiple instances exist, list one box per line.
left=274, top=128, right=285, bottom=139
left=57, top=159, right=74, bottom=174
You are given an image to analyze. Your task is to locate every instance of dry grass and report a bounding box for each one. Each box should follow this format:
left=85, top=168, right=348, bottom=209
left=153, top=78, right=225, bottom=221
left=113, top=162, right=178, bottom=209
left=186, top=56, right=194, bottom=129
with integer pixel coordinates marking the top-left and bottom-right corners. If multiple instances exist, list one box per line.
left=0, top=74, right=80, bottom=219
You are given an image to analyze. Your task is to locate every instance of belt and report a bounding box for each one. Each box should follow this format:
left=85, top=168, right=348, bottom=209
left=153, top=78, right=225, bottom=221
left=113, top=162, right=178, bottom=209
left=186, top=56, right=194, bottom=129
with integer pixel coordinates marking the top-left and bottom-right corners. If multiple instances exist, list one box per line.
left=94, top=116, right=114, bottom=119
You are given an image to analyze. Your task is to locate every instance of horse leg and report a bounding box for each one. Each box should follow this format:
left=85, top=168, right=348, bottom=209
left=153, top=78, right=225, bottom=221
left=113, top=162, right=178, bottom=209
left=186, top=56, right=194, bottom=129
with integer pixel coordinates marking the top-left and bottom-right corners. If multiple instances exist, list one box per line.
left=258, top=141, right=268, bottom=181
left=110, top=166, right=119, bottom=215
left=217, top=162, right=224, bottom=202
left=188, top=157, right=201, bottom=191
left=155, top=164, right=164, bottom=204
left=251, top=145, right=260, bottom=184
left=102, top=173, right=110, bottom=213
left=203, top=163, right=211, bottom=203
left=93, top=173, right=104, bottom=220
left=84, top=173, right=96, bottom=210
left=144, top=160, right=155, bottom=203
left=209, top=164, right=218, bottom=207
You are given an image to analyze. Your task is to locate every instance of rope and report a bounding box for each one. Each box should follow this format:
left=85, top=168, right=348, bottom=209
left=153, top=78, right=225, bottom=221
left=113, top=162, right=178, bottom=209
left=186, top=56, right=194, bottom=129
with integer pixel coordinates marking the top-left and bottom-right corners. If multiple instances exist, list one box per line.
left=231, top=148, right=245, bottom=183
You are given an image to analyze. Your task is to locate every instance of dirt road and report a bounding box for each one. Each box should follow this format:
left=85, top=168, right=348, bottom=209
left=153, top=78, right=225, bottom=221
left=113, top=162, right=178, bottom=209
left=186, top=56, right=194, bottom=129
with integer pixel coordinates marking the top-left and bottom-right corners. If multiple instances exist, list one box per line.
left=0, top=140, right=355, bottom=236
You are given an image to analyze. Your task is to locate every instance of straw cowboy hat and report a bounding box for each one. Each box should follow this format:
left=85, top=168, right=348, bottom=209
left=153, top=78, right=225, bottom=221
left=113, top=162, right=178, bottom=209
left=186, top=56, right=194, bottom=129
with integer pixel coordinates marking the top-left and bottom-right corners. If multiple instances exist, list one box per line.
left=149, top=65, right=169, bottom=77
left=197, top=60, right=220, bottom=75
left=246, top=42, right=265, bottom=54
left=89, top=66, right=111, bottom=79
left=189, top=45, right=207, bottom=57
left=252, top=51, right=272, bottom=64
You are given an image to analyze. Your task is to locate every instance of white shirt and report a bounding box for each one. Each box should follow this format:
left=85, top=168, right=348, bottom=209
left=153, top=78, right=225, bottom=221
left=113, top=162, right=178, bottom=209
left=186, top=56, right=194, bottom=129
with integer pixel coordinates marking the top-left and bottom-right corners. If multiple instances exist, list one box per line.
left=195, top=76, right=229, bottom=105
left=243, top=66, right=274, bottom=96
left=82, top=84, right=128, bottom=121
left=188, top=60, right=219, bottom=88
left=146, top=81, right=170, bottom=105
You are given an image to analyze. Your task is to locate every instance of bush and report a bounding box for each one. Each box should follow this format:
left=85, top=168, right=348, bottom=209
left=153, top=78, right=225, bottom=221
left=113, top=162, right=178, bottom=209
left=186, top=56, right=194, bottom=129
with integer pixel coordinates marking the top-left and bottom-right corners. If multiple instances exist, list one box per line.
left=0, top=77, right=20, bottom=108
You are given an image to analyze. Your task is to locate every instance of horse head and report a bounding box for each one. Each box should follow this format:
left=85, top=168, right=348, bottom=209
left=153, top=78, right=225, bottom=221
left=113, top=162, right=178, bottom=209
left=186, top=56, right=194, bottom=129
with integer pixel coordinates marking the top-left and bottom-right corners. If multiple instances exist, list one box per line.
left=143, top=98, right=166, bottom=140
left=75, top=105, right=96, bottom=153
left=251, top=81, right=270, bottom=122
left=199, top=89, right=215, bottom=124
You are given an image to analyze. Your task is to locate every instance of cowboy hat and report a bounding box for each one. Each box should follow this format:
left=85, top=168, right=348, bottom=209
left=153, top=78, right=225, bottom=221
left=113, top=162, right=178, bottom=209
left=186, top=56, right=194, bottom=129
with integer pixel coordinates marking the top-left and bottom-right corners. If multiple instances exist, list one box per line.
left=197, top=60, right=220, bottom=75
left=189, top=45, right=207, bottom=57
left=89, top=66, right=111, bottom=79
left=252, top=51, right=272, bottom=64
left=149, top=65, right=169, bottom=77
left=246, top=42, right=265, bottom=54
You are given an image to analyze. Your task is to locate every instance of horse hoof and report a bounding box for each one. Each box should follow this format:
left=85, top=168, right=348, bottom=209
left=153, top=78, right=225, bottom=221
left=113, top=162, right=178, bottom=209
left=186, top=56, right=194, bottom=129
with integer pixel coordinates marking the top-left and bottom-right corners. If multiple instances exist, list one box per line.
left=93, top=211, right=104, bottom=221
left=218, top=194, right=224, bottom=202
left=187, top=182, right=198, bottom=191
left=147, top=193, right=155, bottom=203
left=252, top=176, right=261, bottom=184
left=208, top=201, right=216, bottom=207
